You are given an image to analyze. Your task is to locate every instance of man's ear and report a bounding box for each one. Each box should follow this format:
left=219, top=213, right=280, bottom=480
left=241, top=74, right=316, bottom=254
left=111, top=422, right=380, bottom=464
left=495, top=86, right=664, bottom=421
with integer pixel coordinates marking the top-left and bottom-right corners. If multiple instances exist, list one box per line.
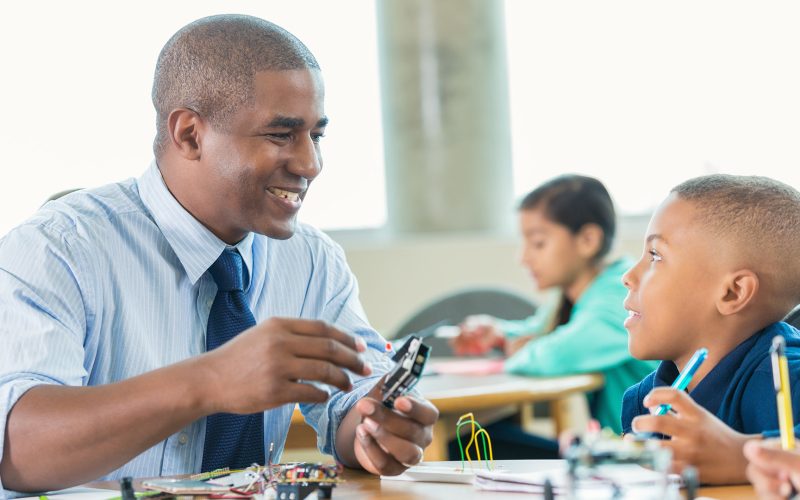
left=717, top=269, right=759, bottom=316
left=166, top=108, right=204, bottom=160
left=576, top=223, right=604, bottom=260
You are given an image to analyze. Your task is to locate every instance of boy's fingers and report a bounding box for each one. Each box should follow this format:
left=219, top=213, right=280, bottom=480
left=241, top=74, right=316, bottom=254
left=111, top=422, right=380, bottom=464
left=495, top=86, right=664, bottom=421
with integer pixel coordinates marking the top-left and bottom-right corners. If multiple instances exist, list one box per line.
left=631, top=414, right=689, bottom=438
left=643, top=388, right=703, bottom=416
left=745, top=440, right=800, bottom=470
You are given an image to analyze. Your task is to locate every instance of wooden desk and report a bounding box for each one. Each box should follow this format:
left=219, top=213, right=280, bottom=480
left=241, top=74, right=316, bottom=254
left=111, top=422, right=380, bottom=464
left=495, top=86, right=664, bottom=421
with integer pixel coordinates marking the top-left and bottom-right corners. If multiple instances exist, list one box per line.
left=90, top=460, right=757, bottom=499
left=346, top=463, right=756, bottom=499
left=288, top=372, right=604, bottom=461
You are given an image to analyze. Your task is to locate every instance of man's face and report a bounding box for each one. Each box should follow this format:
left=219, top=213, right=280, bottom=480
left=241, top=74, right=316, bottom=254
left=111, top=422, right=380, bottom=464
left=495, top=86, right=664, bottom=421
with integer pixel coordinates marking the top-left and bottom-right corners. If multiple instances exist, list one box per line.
left=622, top=195, right=722, bottom=365
left=518, top=208, right=587, bottom=290
left=198, top=68, right=326, bottom=242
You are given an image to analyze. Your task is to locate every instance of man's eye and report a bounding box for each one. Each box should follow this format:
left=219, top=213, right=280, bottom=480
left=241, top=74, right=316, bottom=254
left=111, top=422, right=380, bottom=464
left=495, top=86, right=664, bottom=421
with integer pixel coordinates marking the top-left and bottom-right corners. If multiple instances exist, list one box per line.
left=266, top=133, right=291, bottom=141
left=311, top=133, right=326, bottom=144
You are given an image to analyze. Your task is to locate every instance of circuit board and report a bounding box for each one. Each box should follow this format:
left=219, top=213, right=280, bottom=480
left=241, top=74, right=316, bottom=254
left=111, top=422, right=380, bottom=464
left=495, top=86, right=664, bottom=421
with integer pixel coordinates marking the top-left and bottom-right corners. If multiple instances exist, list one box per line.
left=381, top=335, right=431, bottom=408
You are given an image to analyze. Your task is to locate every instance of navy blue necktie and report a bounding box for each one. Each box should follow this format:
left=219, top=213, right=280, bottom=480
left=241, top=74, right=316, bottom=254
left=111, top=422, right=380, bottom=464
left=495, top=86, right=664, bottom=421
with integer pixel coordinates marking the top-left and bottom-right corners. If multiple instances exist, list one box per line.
left=201, top=248, right=265, bottom=471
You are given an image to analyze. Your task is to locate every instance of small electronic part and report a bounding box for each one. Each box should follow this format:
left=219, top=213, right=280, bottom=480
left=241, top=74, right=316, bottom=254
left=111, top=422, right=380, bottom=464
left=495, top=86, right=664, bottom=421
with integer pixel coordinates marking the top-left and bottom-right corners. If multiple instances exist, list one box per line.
left=565, top=429, right=674, bottom=499
left=119, top=476, right=136, bottom=500
left=274, top=463, right=341, bottom=500
left=381, top=335, right=431, bottom=409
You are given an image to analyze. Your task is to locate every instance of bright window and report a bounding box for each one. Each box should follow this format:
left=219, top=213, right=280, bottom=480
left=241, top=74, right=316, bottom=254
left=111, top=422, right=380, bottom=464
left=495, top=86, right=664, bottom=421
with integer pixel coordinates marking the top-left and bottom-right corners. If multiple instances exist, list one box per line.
left=506, top=0, right=800, bottom=213
left=0, top=1, right=386, bottom=236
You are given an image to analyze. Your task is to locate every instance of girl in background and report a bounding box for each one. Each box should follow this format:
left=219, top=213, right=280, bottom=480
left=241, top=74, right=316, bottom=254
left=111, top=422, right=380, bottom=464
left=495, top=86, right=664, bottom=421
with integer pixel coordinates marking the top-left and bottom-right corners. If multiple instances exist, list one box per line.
left=452, top=174, right=655, bottom=456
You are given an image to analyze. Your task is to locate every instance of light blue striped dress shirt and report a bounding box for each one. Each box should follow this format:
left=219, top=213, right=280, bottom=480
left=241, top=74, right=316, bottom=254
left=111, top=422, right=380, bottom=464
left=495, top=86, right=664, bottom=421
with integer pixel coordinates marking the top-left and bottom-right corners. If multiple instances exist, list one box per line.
left=0, top=163, right=393, bottom=498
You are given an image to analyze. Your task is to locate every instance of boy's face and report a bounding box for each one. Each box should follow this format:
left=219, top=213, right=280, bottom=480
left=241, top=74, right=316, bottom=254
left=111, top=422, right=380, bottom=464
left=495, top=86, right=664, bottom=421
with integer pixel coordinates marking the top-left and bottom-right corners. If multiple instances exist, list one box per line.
left=622, top=195, right=723, bottom=364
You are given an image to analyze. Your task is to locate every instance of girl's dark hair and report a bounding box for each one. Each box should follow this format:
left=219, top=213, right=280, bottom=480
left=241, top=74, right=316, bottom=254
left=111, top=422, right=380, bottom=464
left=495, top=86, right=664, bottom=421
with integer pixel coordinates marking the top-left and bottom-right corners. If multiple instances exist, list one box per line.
left=519, top=174, right=617, bottom=261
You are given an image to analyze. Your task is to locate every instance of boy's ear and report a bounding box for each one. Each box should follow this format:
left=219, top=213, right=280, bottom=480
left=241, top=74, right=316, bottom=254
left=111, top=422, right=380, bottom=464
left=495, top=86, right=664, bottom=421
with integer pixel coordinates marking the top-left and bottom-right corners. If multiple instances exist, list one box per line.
left=716, top=269, right=759, bottom=316
left=577, top=223, right=604, bottom=259
left=166, top=108, right=205, bottom=160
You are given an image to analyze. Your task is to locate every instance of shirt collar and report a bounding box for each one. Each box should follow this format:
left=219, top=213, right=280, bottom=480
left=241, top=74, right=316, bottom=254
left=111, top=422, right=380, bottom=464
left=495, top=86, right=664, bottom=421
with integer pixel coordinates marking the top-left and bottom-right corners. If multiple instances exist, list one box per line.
left=138, top=161, right=254, bottom=285
left=653, top=333, right=759, bottom=416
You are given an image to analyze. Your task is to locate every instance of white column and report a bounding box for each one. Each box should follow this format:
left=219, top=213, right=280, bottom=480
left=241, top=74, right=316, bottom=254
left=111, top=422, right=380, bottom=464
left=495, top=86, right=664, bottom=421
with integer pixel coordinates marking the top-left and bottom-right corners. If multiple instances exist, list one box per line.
left=376, top=0, right=514, bottom=234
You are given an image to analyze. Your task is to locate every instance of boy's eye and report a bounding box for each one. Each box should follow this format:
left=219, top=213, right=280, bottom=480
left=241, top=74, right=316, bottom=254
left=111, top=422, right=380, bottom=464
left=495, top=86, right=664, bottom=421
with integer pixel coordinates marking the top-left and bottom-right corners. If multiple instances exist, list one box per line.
left=648, top=249, right=662, bottom=263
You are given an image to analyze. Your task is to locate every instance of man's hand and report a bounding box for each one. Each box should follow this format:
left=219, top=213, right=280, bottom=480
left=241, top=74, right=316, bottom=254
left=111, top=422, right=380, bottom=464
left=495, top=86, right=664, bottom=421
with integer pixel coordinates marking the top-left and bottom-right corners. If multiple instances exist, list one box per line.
left=340, top=380, right=438, bottom=476
left=201, top=318, right=372, bottom=414
left=450, top=314, right=504, bottom=356
left=744, top=439, right=800, bottom=499
left=631, top=387, right=754, bottom=485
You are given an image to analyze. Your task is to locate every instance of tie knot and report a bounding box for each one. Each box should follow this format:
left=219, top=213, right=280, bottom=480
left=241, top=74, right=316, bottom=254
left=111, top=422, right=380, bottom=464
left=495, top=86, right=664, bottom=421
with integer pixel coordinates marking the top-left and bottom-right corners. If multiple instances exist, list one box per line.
left=208, top=248, right=247, bottom=292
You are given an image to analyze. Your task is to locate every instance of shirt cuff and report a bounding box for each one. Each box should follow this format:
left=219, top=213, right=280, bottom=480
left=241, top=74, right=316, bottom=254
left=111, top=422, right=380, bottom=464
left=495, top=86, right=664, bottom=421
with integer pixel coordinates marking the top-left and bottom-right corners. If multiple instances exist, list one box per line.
left=319, top=374, right=383, bottom=463
left=0, top=377, right=54, bottom=500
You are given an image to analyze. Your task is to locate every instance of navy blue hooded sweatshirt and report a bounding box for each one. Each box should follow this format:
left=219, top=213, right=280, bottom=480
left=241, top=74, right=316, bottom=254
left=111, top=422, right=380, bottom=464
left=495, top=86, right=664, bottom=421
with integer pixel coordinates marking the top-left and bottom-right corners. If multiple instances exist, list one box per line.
left=621, top=322, right=800, bottom=437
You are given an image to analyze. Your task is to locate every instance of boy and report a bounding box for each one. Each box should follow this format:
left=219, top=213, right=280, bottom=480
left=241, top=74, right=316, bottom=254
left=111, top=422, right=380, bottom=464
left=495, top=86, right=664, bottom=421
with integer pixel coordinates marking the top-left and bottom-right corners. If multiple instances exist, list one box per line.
left=620, top=174, right=800, bottom=484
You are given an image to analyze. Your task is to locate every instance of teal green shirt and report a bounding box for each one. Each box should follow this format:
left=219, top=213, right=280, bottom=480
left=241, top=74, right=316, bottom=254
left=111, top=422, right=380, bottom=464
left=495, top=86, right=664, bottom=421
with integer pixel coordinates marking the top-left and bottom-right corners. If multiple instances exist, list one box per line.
left=499, top=258, right=657, bottom=434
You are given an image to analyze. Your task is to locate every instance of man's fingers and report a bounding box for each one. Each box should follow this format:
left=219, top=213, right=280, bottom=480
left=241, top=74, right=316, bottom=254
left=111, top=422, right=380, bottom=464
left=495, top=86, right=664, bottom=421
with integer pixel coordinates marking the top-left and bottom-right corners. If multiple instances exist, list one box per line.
left=362, top=417, right=424, bottom=466
left=286, top=360, right=354, bottom=393
left=287, top=335, right=371, bottom=377
left=281, top=381, right=330, bottom=405
left=643, top=387, right=704, bottom=416
left=393, top=396, right=439, bottom=427
left=356, top=399, right=430, bottom=447
left=275, top=318, right=367, bottom=353
left=356, top=424, right=406, bottom=475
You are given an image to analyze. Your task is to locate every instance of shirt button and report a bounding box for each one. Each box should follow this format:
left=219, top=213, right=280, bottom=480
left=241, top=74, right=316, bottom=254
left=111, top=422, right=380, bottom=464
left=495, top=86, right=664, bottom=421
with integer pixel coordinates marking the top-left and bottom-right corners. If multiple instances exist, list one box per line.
left=178, top=432, right=189, bottom=445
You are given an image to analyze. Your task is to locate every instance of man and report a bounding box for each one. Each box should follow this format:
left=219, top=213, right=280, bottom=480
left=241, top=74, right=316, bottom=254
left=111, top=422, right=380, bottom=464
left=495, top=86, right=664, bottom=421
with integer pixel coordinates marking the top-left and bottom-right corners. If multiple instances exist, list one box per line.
left=0, top=14, right=437, bottom=496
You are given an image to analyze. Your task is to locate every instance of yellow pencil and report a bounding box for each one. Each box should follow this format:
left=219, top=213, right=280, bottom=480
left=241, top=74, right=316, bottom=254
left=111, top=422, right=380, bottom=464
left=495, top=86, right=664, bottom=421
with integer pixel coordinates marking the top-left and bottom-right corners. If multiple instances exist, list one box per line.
left=771, top=336, right=795, bottom=450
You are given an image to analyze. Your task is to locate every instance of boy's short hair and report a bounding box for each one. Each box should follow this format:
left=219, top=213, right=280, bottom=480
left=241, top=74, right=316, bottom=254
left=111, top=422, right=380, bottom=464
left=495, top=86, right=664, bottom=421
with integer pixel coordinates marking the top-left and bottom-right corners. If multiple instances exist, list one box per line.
left=672, top=174, right=800, bottom=317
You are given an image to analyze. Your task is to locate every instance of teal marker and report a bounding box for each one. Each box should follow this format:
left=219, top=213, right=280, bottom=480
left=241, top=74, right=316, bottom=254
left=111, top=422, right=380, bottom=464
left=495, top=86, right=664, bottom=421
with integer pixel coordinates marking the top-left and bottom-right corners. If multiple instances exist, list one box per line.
left=655, top=347, right=708, bottom=416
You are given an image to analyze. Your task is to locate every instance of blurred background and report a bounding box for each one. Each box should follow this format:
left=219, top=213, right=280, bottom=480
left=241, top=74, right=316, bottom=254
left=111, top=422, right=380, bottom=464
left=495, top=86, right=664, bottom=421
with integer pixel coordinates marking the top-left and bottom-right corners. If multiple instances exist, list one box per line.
left=2, top=0, right=799, bottom=338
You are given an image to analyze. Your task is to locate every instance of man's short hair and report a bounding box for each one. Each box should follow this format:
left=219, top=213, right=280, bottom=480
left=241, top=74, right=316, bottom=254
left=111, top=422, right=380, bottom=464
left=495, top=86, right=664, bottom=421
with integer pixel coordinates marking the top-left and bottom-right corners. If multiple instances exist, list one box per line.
left=672, top=174, right=800, bottom=315
left=151, top=14, right=320, bottom=157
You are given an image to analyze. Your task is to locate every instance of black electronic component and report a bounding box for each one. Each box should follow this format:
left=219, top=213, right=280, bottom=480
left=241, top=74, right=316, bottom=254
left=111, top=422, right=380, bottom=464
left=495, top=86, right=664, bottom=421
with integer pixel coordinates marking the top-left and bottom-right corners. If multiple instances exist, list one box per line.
left=381, top=335, right=431, bottom=409
left=120, top=476, right=136, bottom=500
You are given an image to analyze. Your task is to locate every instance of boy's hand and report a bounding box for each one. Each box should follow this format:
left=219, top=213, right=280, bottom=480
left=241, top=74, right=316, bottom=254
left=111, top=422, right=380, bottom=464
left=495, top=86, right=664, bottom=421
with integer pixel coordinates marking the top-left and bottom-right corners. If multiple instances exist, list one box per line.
left=631, top=387, right=754, bottom=484
left=744, top=439, right=800, bottom=499
left=351, top=383, right=439, bottom=476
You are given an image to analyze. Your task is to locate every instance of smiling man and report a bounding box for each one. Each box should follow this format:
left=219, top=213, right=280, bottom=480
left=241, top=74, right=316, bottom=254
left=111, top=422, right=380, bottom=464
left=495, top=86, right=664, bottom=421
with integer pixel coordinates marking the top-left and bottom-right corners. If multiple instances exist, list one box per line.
left=0, top=15, right=437, bottom=497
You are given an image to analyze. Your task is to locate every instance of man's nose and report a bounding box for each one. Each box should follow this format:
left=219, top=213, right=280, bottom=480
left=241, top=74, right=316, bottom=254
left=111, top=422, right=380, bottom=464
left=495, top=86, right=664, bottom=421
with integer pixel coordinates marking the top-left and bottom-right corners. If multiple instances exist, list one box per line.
left=289, top=136, right=322, bottom=180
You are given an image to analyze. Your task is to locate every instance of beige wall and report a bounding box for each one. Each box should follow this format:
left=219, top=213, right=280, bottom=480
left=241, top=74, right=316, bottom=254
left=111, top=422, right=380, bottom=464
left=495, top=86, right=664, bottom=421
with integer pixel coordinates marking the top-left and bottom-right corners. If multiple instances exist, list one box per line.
left=330, top=215, right=650, bottom=337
